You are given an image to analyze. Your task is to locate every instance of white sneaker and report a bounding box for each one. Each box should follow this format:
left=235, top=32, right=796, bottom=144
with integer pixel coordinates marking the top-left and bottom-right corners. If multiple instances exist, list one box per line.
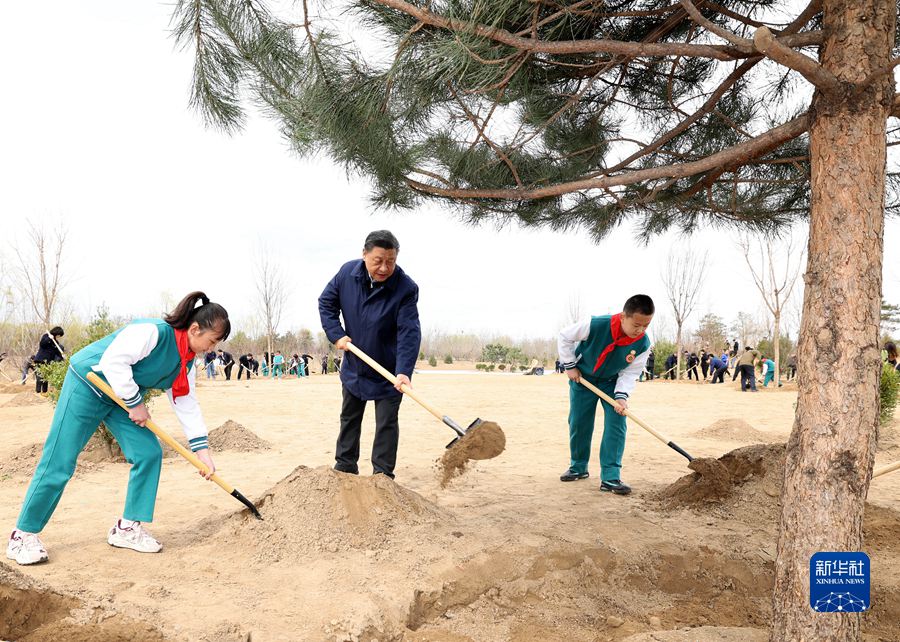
left=107, top=520, right=163, bottom=553
left=6, top=529, right=49, bottom=565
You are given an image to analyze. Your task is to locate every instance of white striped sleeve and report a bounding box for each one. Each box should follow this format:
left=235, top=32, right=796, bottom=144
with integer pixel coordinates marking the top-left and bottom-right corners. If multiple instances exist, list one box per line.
left=558, top=318, right=592, bottom=369
left=95, top=324, right=159, bottom=408
left=165, top=366, right=209, bottom=451
left=615, top=347, right=650, bottom=400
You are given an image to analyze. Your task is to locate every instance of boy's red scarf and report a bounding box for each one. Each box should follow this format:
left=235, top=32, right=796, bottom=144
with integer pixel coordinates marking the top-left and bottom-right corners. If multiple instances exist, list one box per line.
left=592, top=313, right=644, bottom=373
left=172, top=329, right=195, bottom=403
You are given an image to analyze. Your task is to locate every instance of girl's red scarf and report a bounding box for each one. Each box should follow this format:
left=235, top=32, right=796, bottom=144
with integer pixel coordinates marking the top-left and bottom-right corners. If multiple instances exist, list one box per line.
left=172, top=329, right=195, bottom=403
left=592, top=313, right=645, bottom=373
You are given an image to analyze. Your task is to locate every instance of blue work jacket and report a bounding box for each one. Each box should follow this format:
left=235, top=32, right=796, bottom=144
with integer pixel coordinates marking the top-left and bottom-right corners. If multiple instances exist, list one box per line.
left=318, top=259, right=421, bottom=400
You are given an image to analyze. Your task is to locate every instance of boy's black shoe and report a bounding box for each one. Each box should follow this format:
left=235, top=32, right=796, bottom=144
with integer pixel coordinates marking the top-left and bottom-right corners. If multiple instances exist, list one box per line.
left=560, top=469, right=589, bottom=482
left=600, top=479, right=632, bottom=495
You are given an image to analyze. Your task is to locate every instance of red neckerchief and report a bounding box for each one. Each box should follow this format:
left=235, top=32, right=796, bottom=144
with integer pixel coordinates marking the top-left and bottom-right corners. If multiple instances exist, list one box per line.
left=172, top=329, right=195, bottom=403
left=592, top=313, right=644, bottom=373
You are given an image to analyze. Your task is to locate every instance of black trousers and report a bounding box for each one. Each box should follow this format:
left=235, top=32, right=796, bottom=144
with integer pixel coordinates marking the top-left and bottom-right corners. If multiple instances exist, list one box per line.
left=237, top=365, right=251, bottom=380
left=687, top=366, right=699, bottom=380
left=701, top=364, right=709, bottom=379
left=740, top=364, right=757, bottom=391
left=335, top=387, right=402, bottom=477
left=35, top=374, right=49, bottom=394
left=223, top=364, right=233, bottom=380
left=711, top=366, right=726, bottom=384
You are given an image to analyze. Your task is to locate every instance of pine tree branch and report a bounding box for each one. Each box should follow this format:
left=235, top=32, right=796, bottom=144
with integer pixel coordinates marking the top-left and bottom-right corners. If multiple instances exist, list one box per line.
left=678, top=0, right=754, bottom=53
left=369, top=0, right=738, bottom=60
left=406, top=112, right=811, bottom=200
left=753, top=27, right=842, bottom=96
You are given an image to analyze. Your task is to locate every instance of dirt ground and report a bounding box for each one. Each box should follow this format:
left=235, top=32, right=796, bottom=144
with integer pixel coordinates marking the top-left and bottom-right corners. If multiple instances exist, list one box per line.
left=0, top=371, right=898, bottom=642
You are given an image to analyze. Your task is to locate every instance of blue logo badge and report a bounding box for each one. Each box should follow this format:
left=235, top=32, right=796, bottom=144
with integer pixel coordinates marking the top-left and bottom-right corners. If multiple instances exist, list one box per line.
left=810, top=552, right=870, bottom=612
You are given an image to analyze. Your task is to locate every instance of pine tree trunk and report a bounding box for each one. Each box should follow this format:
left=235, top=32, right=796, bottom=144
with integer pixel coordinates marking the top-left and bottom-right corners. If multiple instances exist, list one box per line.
left=771, top=0, right=894, bottom=638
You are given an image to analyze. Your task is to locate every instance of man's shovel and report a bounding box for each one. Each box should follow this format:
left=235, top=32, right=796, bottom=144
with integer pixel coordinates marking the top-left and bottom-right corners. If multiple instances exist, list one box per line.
left=344, top=342, right=482, bottom=448
left=86, top=372, right=263, bottom=519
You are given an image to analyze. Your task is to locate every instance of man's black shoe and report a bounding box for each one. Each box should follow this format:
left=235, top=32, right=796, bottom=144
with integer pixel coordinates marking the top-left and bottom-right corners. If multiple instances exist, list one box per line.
left=600, top=479, right=632, bottom=495
left=560, top=469, right=589, bottom=482
left=334, top=465, right=359, bottom=475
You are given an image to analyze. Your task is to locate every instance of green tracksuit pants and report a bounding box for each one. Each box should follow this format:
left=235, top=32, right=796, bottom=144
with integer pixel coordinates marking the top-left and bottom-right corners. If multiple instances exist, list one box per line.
left=17, top=370, right=163, bottom=533
left=568, top=376, right=628, bottom=481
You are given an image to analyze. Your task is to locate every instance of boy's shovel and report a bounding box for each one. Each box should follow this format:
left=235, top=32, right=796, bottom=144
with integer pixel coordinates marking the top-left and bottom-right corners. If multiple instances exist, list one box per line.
left=86, top=372, right=263, bottom=519
left=576, top=377, right=694, bottom=462
left=344, top=342, right=488, bottom=449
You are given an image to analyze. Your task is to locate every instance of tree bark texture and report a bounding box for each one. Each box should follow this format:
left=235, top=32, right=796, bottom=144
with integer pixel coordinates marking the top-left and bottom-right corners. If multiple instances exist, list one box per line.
left=772, top=0, right=894, bottom=639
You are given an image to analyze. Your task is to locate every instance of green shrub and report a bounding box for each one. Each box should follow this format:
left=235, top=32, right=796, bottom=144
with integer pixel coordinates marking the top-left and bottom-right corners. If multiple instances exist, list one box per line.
left=652, top=339, right=677, bottom=376
left=428, top=355, right=438, bottom=367
left=475, top=363, right=486, bottom=371
left=418, top=351, right=425, bottom=360
left=881, top=362, right=900, bottom=425
left=444, top=354, right=453, bottom=364
left=486, top=364, right=496, bottom=372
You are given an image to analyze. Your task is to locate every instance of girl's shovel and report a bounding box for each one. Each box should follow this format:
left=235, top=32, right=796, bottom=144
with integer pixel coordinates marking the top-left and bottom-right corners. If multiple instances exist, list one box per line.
left=86, top=372, right=263, bottom=519
left=344, top=342, right=483, bottom=448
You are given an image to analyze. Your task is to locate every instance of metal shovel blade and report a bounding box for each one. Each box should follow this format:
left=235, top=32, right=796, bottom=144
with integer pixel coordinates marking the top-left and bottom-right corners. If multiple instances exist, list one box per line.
left=446, top=418, right=483, bottom=449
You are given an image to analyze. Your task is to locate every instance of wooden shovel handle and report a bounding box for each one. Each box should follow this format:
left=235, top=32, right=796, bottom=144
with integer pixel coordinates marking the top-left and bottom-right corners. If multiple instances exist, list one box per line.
left=343, top=342, right=444, bottom=422
left=85, top=372, right=235, bottom=494
left=577, top=377, right=671, bottom=446
left=873, top=459, right=900, bottom=479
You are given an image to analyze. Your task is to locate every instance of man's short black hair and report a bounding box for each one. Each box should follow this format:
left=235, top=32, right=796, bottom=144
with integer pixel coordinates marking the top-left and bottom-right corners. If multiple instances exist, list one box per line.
left=49, top=326, right=64, bottom=337
left=623, top=294, right=654, bottom=316
left=364, top=230, right=399, bottom=252
left=746, top=346, right=753, bottom=350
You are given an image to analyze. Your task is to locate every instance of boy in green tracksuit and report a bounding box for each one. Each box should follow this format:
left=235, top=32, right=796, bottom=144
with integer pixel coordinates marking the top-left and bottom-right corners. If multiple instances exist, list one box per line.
left=557, top=295, right=654, bottom=495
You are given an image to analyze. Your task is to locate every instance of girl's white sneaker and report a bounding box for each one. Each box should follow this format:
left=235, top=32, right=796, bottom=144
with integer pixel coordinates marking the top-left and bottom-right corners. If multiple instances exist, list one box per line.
left=107, top=520, right=162, bottom=553
left=6, top=529, right=49, bottom=565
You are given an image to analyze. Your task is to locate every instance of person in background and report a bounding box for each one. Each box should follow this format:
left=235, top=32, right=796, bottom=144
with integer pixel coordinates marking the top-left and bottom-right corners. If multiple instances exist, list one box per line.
left=787, top=353, right=797, bottom=380
left=709, top=353, right=728, bottom=384
left=237, top=353, right=252, bottom=380
left=33, top=327, right=65, bottom=394
left=686, top=352, right=700, bottom=380
left=885, top=342, right=899, bottom=372
left=272, top=351, right=285, bottom=379
left=736, top=346, right=760, bottom=392
left=218, top=349, right=234, bottom=381
left=204, top=350, right=216, bottom=379
left=761, top=354, right=777, bottom=387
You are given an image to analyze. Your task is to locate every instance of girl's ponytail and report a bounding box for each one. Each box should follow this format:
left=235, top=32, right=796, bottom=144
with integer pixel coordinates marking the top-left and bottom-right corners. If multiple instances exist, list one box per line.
left=165, top=291, right=231, bottom=341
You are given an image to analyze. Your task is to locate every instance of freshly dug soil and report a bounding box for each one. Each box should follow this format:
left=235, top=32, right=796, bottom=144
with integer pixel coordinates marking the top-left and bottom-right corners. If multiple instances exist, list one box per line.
left=0, top=382, right=29, bottom=394
left=0, top=442, right=44, bottom=477
left=208, top=419, right=272, bottom=452
left=692, top=418, right=771, bottom=442
left=438, top=421, right=506, bottom=487
left=0, top=566, right=164, bottom=642
left=206, top=465, right=451, bottom=562
left=3, top=391, right=47, bottom=407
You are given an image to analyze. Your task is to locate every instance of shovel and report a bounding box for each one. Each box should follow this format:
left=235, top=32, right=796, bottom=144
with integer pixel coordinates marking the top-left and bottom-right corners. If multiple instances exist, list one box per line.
left=873, top=459, right=900, bottom=479
left=344, top=342, right=482, bottom=448
left=86, top=372, right=263, bottom=519
left=576, top=377, right=694, bottom=463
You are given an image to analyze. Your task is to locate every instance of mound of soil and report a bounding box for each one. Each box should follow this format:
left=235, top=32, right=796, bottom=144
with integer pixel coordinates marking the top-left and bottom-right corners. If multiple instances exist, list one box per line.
left=3, top=391, right=47, bottom=407
left=692, top=419, right=771, bottom=442
left=0, top=442, right=44, bottom=478
left=80, top=432, right=126, bottom=464
left=0, top=382, right=29, bottom=394
left=208, top=419, right=271, bottom=452
left=208, top=465, right=451, bottom=562
left=0, top=565, right=164, bottom=642
left=439, top=421, right=505, bottom=487
left=656, top=443, right=786, bottom=520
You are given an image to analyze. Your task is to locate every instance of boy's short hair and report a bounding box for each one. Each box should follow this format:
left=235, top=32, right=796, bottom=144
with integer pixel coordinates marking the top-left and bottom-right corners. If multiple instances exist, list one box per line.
left=623, top=294, right=654, bottom=316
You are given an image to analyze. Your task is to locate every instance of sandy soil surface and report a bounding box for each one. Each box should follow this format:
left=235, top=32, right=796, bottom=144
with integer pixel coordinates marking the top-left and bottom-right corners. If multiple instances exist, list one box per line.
left=0, top=372, right=898, bottom=642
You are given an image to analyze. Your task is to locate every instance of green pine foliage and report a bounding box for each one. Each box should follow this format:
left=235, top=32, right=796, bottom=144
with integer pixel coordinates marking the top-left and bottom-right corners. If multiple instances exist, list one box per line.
left=171, top=0, right=845, bottom=240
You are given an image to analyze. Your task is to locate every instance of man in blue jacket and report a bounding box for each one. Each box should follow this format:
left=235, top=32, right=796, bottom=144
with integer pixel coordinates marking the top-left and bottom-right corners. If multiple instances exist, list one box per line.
left=318, top=230, right=421, bottom=479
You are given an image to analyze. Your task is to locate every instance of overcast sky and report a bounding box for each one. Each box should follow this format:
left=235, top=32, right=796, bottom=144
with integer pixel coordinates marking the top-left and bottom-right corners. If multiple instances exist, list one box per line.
left=2, top=1, right=898, bottom=340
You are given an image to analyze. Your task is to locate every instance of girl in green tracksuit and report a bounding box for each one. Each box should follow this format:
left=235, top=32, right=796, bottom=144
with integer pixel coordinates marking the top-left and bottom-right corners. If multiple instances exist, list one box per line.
left=6, top=291, right=230, bottom=566
left=557, top=295, right=654, bottom=495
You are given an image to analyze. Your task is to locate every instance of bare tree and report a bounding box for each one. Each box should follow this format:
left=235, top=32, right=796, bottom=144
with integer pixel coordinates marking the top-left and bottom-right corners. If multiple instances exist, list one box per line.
left=12, top=221, right=69, bottom=326
left=254, top=246, right=287, bottom=368
left=661, top=251, right=708, bottom=378
left=739, top=234, right=805, bottom=386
